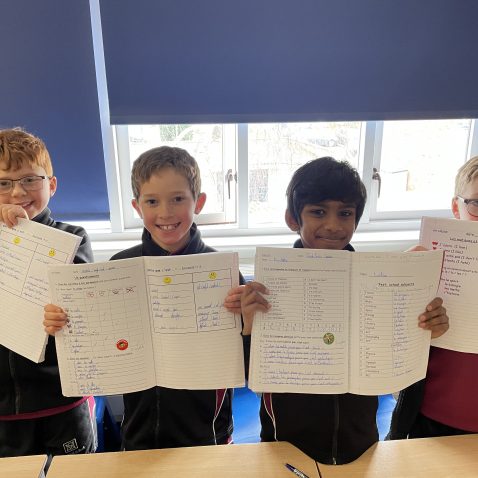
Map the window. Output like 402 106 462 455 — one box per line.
116 124 236 228
247 122 361 227
114 119 477 234
369 119 473 219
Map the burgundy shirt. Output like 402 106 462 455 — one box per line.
421 346 478 431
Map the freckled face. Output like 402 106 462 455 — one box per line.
452 177 478 221
0 163 56 219
286 200 357 250
132 168 206 253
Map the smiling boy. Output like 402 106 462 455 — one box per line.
226 157 449 464
45 145 245 450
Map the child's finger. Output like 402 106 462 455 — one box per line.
3 206 28 227
44 303 65 314
245 281 270 295
424 296 444 312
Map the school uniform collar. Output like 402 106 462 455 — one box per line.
141 222 203 256
32 208 55 227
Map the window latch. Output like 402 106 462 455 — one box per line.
372 167 382 197
225 169 236 199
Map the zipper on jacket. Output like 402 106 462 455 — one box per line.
8 351 21 414
332 395 339 464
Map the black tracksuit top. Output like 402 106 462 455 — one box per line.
0 208 93 415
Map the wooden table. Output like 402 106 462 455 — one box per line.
47 442 319 478
317 434 478 477
0 454 47 478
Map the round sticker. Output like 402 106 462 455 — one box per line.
163 277 172 284
48 248 56 257
209 271 217 280
116 339 129 351
323 333 335 345
13 237 21 245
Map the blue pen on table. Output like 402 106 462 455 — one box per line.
285 463 310 478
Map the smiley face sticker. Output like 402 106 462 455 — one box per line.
208 271 217 280
13 236 21 245
323 333 335 345
116 339 129 351
48 248 56 257
163 276 172 284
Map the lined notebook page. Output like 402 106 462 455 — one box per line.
50 258 155 396
349 250 443 395
145 252 244 389
0 219 80 362
420 216 478 353
249 247 351 394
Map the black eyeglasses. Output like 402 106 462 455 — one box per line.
0 175 51 194
456 195 478 217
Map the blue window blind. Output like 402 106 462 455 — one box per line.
100 0 478 124
0 0 109 221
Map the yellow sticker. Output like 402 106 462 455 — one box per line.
48 248 56 257
13 237 21 245
209 271 217 280
163 277 172 284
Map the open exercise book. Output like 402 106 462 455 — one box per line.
0 219 81 362
421 216 478 354
249 247 444 395
48 252 245 396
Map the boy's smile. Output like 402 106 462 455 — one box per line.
0 163 56 219
286 200 357 250
132 167 206 253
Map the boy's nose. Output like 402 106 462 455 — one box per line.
157 203 172 217
323 217 342 232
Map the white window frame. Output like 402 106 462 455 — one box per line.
115 125 237 229
366 120 478 222
112 119 478 237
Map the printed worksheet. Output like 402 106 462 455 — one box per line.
249 247 443 395
49 252 245 396
420 216 478 353
0 219 81 362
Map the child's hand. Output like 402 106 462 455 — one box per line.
43 304 68 336
241 281 271 335
418 297 449 339
0 204 28 228
224 285 246 314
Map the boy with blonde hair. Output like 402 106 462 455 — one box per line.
0 128 96 457
388 155 478 439
45 146 247 450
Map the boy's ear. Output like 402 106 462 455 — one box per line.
49 176 57 197
285 209 300 232
451 197 461 219
194 193 207 214
132 198 143 219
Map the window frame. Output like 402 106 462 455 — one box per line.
115 124 237 229
111 119 478 237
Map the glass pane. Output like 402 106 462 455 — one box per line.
248 122 362 226
127 125 225 215
377 120 471 213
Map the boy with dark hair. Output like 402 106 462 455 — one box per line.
226 156 449 464
388 155 478 439
0 128 96 457
45 145 248 450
